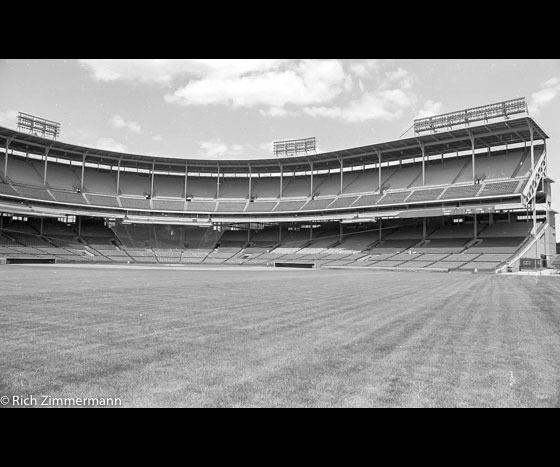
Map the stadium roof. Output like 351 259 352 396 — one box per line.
0 116 548 175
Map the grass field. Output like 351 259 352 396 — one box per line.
1 265 559 408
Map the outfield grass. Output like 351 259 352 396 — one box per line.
1 265 559 407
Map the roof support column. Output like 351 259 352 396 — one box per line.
248 163 252 199
43 146 52 186
279 164 283 198
339 159 344 195
81 152 87 192
216 163 220 199
4 137 12 176
468 132 475 183
116 157 122 194
310 162 314 197
419 141 425 186
151 160 155 196
184 161 188 199
375 150 382 192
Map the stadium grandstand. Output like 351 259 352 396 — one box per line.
0 98 556 273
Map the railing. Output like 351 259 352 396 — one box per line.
522 152 547 207
495 221 549 273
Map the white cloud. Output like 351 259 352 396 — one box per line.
165 59 347 109
304 87 417 123
529 77 560 114
348 59 379 78
110 115 141 134
259 107 290 117
198 141 246 158
0 109 18 128
79 59 290 85
95 137 128 152
415 100 444 119
152 135 162 141
542 77 559 88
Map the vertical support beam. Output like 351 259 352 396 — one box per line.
310 162 314 197
423 218 427 241
184 161 188 199
278 223 282 243
116 157 122 194
40 217 44 236
78 216 82 237
339 222 343 242
248 163 252 199
470 132 476 183
247 223 251 245
339 159 344 194
81 153 86 192
309 222 313 242
150 160 155 196
216 163 220 199
419 142 426 186
379 218 383 242
43 147 49 185
375 149 382 192
4 138 10 176
279 164 283 198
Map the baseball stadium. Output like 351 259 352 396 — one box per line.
1 96 559 407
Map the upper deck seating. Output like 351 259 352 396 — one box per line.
46 162 81 191
119 172 151 196
0 180 18 196
84 169 118 194
185 200 216 212
409 158 467 188
313 175 342 196
245 201 278 212
328 196 359 209
405 187 445 203
120 197 151 210
153 174 184 198
274 200 307 212
13 185 54 201
382 164 421 190
301 198 335 211
186 177 217 199
216 201 248 212
478 180 521 197
219 178 249 198
251 177 280 199
454 150 526 184
439 184 482 200
283 177 311 198
85 194 120 208
152 198 186 211
2 155 44 186
343 170 380 194
377 191 411 205
50 190 88 204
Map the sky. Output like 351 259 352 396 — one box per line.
0 59 559 226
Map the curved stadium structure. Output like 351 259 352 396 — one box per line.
0 109 556 272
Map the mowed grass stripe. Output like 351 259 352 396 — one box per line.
0 266 559 407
